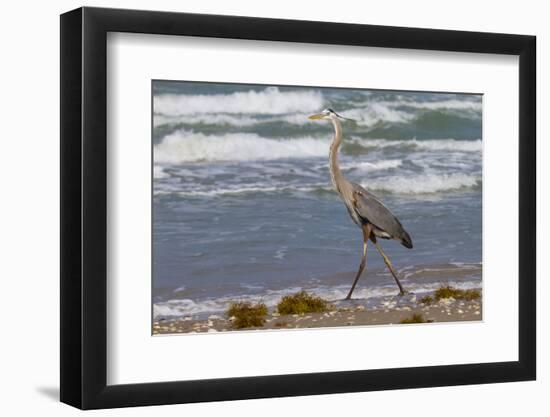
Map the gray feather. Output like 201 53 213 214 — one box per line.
350 183 413 248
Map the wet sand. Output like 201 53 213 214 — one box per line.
153 291 482 335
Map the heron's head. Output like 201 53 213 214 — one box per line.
308 108 351 122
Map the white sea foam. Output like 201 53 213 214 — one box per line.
342 105 414 126
154 112 321 128
154 112 319 127
154 87 324 116
153 96 480 128
155 131 481 164
154 114 259 128
392 99 482 112
153 280 481 318
154 130 330 163
413 139 482 152
342 159 402 172
337 99 481 127
154 170 479 197
364 172 480 194
153 183 328 197
354 138 482 152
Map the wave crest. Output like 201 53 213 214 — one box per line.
154 172 480 197
342 159 402 172
354 138 482 152
154 130 330 163
365 173 480 194
154 87 324 116
153 279 481 319
395 99 482 112
155 131 482 164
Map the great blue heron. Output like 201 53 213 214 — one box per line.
309 108 413 300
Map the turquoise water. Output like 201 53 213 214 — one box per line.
152 81 482 319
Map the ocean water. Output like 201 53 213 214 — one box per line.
152 81 482 320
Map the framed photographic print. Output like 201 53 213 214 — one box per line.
60 6 536 409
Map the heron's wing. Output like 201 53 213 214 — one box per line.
351 183 413 248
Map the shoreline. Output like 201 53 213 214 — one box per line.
153 291 482 335
153 262 482 321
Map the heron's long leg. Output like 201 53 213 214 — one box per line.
371 238 407 296
345 225 371 300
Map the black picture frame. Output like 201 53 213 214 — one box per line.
60 6 536 410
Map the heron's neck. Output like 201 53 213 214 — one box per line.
329 118 345 192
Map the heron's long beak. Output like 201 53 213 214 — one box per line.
308 113 324 120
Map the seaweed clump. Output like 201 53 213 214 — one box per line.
419 295 434 305
434 285 481 301
226 301 268 329
399 313 426 324
277 291 333 315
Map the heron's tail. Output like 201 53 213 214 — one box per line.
400 230 413 249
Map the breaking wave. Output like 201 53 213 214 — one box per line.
154 130 330 163
394 99 482 111
341 159 403 172
154 114 259 128
153 279 482 319
353 138 482 152
341 105 414 126
153 94 481 129
154 172 480 197
364 173 480 194
154 86 324 116
154 130 481 164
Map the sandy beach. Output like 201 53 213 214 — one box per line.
153 290 482 335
